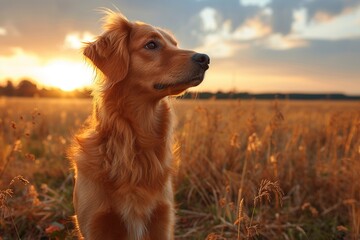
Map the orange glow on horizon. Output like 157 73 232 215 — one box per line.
39 60 94 91
0 48 95 91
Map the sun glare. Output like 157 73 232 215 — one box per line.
0 48 94 92
40 60 94 91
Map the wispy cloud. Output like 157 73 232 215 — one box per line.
195 6 306 55
199 7 218 31
196 9 251 58
233 15 272 40
0 0 359 93
196 1 360 54
293 5 360 40
259 34 308 50
0 27 7 36
64 31 96 50
240 0 271 8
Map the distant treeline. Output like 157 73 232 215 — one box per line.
0 80 91 98
181 92 360 100
1 79 359 100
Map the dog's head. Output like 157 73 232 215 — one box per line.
84 10 209 97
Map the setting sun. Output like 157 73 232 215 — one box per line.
0 48 94 92
39 60 94 91
1 1 360 239
1 0 360 94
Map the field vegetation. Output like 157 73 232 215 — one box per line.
0 97 359 239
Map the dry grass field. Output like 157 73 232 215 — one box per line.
0 97 359 239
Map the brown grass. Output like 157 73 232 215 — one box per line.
0 97 359 239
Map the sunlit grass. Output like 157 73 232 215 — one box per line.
0 98 359 239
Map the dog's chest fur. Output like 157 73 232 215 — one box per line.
102 99 173 235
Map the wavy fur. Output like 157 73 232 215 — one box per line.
70 10 209 240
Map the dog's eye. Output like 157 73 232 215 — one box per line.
145 41 158 50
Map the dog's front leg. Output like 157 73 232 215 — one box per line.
147 200 175 240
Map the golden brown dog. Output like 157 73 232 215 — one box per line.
70 10 209 239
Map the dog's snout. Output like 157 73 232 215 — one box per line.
192 53 210 70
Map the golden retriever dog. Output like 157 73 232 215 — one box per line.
70 10 209 240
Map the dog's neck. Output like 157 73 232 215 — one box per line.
91 86 174 183
94 86 173 148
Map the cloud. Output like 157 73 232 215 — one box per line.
195 6 274 57
206 0 259 31
0 27 7 36
293 6 360 40
64 31 96 49
195 7 307 55
195 7 267 58
0 23 21 37
206 0 360 45
0 0 256 51
194 19 249 58
266 0 360 37
199 7 218 32
268 0 301 35
259 33 308 50
1 0 359 54
240 0 271 8
305 0 360 21
0 0 107 56
233 15 272 40
1 0 360 94
195 40 245 59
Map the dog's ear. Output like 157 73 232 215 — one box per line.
83 36 113 64
84 12 131 85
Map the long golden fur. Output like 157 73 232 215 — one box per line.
70 10 209 239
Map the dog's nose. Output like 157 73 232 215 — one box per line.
192 53 210 70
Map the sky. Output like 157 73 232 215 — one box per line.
0 0 360 94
